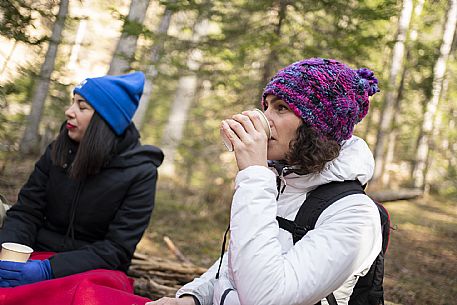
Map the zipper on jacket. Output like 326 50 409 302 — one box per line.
215 161 288 280
215 224 230 279
276 170 287 200
269 160 288 200
62 181 84 249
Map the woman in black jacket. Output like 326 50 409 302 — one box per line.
0 72 164 287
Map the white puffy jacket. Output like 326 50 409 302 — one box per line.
177 136 382 305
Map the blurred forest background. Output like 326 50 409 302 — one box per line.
0 0 456 304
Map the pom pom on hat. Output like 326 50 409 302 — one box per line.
262 58 379 143
73 71 145 135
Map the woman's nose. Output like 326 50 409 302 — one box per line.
65 105 75 118
263 108 273 122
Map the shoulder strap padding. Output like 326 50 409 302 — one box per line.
277 180 366 244
295 180 365 228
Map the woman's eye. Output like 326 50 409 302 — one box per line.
79 103 90 110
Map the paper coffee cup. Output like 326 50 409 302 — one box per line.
253 109 271 139
0 242 33 262
221 109 271 151
221 129 234 151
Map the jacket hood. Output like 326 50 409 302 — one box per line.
107 124 164 168
63 123 164 169
62 122 163 169
272 136 374 193
110 144 164 168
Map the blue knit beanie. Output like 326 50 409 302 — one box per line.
73 71 145 135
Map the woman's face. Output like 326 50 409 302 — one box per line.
263 95 302 161
65 94 95 142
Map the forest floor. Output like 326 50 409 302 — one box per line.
1 156 456 305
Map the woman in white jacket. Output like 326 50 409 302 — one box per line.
150 58 382 305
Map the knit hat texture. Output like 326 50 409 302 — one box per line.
262 58 379 143
73 71 145 135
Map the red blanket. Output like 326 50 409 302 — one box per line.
0 252 152 305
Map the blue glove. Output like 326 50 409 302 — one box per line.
0 259 53 287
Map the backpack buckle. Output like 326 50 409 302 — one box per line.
292 225 309 240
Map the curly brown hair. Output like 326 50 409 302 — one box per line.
285 123 341 175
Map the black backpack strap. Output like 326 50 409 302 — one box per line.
326 293 338 305
314 293 338 305
276 180 366 305
276 216 310 243
277 180 365 244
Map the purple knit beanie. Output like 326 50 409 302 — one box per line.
262 58 379 143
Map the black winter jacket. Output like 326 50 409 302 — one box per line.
0 125 164 278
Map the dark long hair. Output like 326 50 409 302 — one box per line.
51 112 119 180
285 123 341 175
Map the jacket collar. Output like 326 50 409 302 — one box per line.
269 136 374 194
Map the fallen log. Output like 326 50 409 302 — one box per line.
164 236 192 264
367 188 423 203
129 252 207 300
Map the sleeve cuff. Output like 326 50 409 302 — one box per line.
235 165 276 186
179 294 201 305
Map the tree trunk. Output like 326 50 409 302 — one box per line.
133 7 173 128
19 0 69 154
372 0 413 182
447 107 456 172
67 0 91 71
412 0 457 189
108 0 150 75
0 40 17 75
425 71 449 195
382 68 406 186
257 0 288 107
160 19 210 176
160 74 198 174
382 0 425 186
